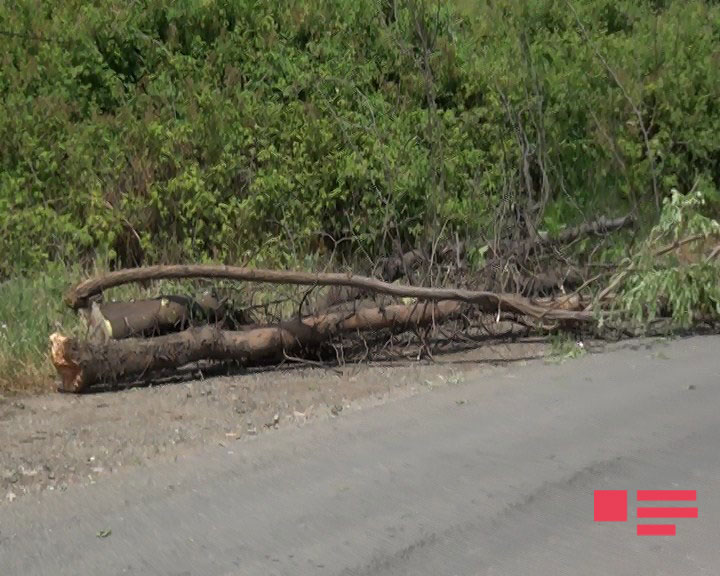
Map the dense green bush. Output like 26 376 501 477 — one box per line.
1 0 719 277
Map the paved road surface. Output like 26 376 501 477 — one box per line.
2 336 719 575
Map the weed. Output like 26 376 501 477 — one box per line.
547 335 586 364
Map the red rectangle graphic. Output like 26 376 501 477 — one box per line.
594 490 628 522
637 507 698 518
637 524 676 536
637 490 696 501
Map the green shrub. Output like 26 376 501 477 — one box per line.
1 0 719 277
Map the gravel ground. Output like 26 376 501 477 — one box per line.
0 340 550 505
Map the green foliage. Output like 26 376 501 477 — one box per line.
1 0 719 278
615 190 720 329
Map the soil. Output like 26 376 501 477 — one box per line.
0 339 552 505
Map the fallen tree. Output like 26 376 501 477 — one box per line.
57 219 619 391
53 260 597 392
52 289 588 392
48 198 720 394
377 215 634 283
481 214 635 294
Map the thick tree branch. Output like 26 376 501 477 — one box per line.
65 265 592 322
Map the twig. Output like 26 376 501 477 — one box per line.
282 350 343 376
705 244 720 263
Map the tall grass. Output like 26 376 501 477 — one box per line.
0 265 83 394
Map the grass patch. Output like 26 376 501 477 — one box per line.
546 334 586 364
0 265 84 394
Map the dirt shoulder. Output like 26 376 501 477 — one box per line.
0 340 553 505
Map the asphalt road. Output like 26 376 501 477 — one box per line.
2 336 719 576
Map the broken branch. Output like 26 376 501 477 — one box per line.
65 264 593 322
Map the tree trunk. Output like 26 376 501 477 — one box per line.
51 300 466 392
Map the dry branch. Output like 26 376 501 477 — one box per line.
51 300 466 392
481 214 632 295
65 264 592 323
538 215 634 244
